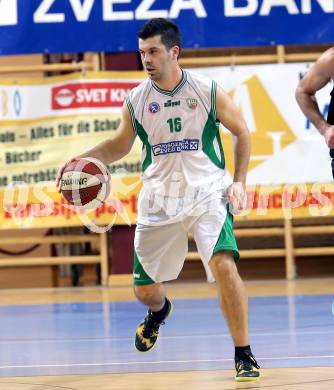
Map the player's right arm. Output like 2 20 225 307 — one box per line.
78 101 136 163
295 48 334 147
56 101 136 189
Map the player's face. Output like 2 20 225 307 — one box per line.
139 35 177 80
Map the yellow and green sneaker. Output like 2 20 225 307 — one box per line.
135 300 173 353
235 351 260 382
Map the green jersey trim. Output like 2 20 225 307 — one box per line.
133 250 155 285
202 110 225 169
213 211 240 262
135 120 152 172
126 97 137 134
211 80 217 119
151 69 187 97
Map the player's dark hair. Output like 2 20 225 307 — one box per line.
138 18 181 50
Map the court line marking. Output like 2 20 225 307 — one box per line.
1 328 334 345
0 355 333 369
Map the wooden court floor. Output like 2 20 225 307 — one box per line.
0 277 333 389
0 367 333 389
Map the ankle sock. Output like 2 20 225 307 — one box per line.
235 345 251 360
151 298 170 322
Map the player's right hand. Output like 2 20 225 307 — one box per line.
324 125 334 148
56 158 76 193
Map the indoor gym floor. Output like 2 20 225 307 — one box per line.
0 278 333 389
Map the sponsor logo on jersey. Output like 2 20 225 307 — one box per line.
186 98 198 109
148 102 160 113
152 139 199 156
164 99 180 107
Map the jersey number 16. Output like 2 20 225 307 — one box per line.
167 117 182 133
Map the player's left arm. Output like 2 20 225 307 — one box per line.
295 48 334 147
215 85 251 212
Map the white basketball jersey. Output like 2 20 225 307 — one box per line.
126 70 229 224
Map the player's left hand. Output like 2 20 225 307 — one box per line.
324 125 334 148
227 182 246 214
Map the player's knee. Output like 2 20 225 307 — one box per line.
212 252 238 280
134 284 164 306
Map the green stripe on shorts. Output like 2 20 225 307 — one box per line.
213 211 240 262
133 250 155 285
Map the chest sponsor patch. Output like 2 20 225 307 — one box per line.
152 139 199 156
186 98 198 110
148 102 160 113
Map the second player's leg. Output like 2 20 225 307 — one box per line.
209 251 248 346
191 205 260 381
209 250 260 381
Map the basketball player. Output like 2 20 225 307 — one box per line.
296 47 334 178
57 18 260 381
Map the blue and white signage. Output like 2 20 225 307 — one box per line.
0 0 333 55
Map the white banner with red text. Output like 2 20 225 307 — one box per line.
0 66 333 229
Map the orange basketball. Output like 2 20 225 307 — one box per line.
60 157 111 210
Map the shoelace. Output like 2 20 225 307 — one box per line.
142 311 164 338
236 352 260 372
